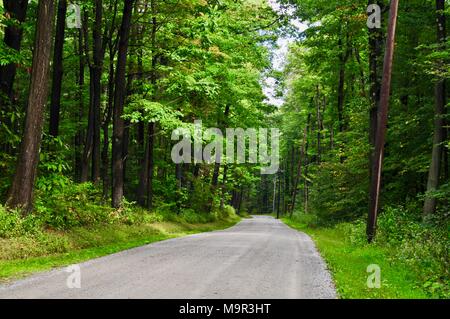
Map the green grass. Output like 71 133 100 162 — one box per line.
0 216 240 283
282 217 431 299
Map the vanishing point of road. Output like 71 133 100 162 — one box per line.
0 216 336 299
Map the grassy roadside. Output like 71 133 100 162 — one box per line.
282 217 434 299
0 216 240 283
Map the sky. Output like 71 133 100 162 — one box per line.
263 0 308 107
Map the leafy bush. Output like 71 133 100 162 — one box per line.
219 205 237 219
293 204 449 298
180 208 215 223
318 206 449 298
0 206 42 238
375 206 449 298
35 181 113 229
1 175 238 248
188 178 216 213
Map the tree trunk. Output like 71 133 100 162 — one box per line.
138 123 155 207
290 125 308 217
237 186 244 215
80 12 93 183
102 100 112 199
137 125 149 206
102 59 114 199
276 171 281 218
146 123 155 209
337 30 351 133
6 0 55 212
423 0 447 217
91 0 104 183
0 0 29 105
137 0 157 208
368 0 384 181
367 0 399 242
48 0 67 137
81 77 94 182
304 117 311 214
220 164 228 210
316 85 322 164
74 29 85 182
80 0 104 183
112 0 135 208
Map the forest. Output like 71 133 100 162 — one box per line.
0 0 448 299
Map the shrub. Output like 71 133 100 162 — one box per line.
35 182 113 229
320 205 449 298
375 206 449 298
188 178 217 213
0 206 42 238
219 205 237 219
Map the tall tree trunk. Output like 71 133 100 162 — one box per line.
423 0 447 217
102 98 112 199
304 117 311 214
175 163 183 212
0 0 29 105
48 0 67 137
282 160 287 214
237 186 244 215
337 29 351 134
276 171 281 218
91 0 104 183
6 0 55 212
220 164 228 210
74 28 85 182
289 125 308 217
316 85 322 164
368 0 384 181
80 0 104 183
146 123 155 209
211 105 230 188
137 123 152 206
112 0 135 208
102 45 116 198
285 147 291 198
137 0 157 208
80 11 93 182
146 1 157 210
101 0 119 197
367 0 399 242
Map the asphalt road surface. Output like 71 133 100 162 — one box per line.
0 216 336 299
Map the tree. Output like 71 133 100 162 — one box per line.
6 0 55 212
368 0 383 180
423 0 447 217
80 0 105 183
367 0 400 242
0 0 29 105
137 0 157 209
112 0 135 208
49 0 68 137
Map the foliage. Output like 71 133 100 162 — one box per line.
0 213 240 279
287 205 449 298
0 0 448 299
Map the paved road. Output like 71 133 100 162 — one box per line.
0 216 336 299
